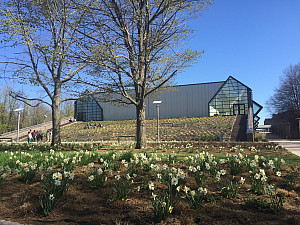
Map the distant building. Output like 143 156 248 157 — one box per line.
264 118 272 125
74 76 262 127
268 110 300 139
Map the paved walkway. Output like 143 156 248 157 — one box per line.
0 118 75 142
0 220 22 225
266 133 300 157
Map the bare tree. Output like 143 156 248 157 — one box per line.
60 98 74 118
0 85 52 134
267 63 300 114
0 0 95 145
78 0 212 148
0 86 20 133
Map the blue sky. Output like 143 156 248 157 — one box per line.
1 0 300 124
177 0 300 124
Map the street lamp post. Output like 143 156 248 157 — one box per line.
153 101 162 142
14 108 24 143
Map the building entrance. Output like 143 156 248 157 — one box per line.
233 104 245 115
77 112 86 121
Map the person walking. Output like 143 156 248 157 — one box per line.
46 130 50 142
28 131 33 143
36 131 40 142
32 130 36 142
40 130 44 142
49 130 52 142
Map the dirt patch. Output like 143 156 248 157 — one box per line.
0 153 299 225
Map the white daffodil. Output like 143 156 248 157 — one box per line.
49 194 55 200
220 169 226 175
149 182 155 190
97 168 103 175
240 177 245 184
151 192 157 200
171 177 178 186
88 175 94 181
183 186 189 193
55 180 61 186
276 171 281 177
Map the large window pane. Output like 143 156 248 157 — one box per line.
209 77 249 116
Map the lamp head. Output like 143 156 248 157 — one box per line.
14 108 24 112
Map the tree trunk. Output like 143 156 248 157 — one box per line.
51 85 61 146
135 102 146 149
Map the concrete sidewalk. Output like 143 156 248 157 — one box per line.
0 118 75 142
266 133 300 157
0 220 23 225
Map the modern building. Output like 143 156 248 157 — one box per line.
266 110 300 139
74 76 262 130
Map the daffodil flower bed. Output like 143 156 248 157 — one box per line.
0 145 299 224
59 116 235 142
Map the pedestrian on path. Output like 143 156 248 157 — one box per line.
40 130 44 142
28 131 33 143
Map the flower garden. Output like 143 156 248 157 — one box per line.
60 116 235 142
0 116 299 224
0 141 299 225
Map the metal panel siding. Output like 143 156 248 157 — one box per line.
147 82 224 119
95 82 224 121
100 101 135 121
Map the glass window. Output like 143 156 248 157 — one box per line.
253 101 263 117
209 77 249 116
75 97 103 121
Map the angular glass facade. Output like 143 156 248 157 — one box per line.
253 101 263 117
209 77 250 116
253 101 263 128
74 97 103 122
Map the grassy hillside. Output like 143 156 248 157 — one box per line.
60 116 235 142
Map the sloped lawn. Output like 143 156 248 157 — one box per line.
60 116 235 142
